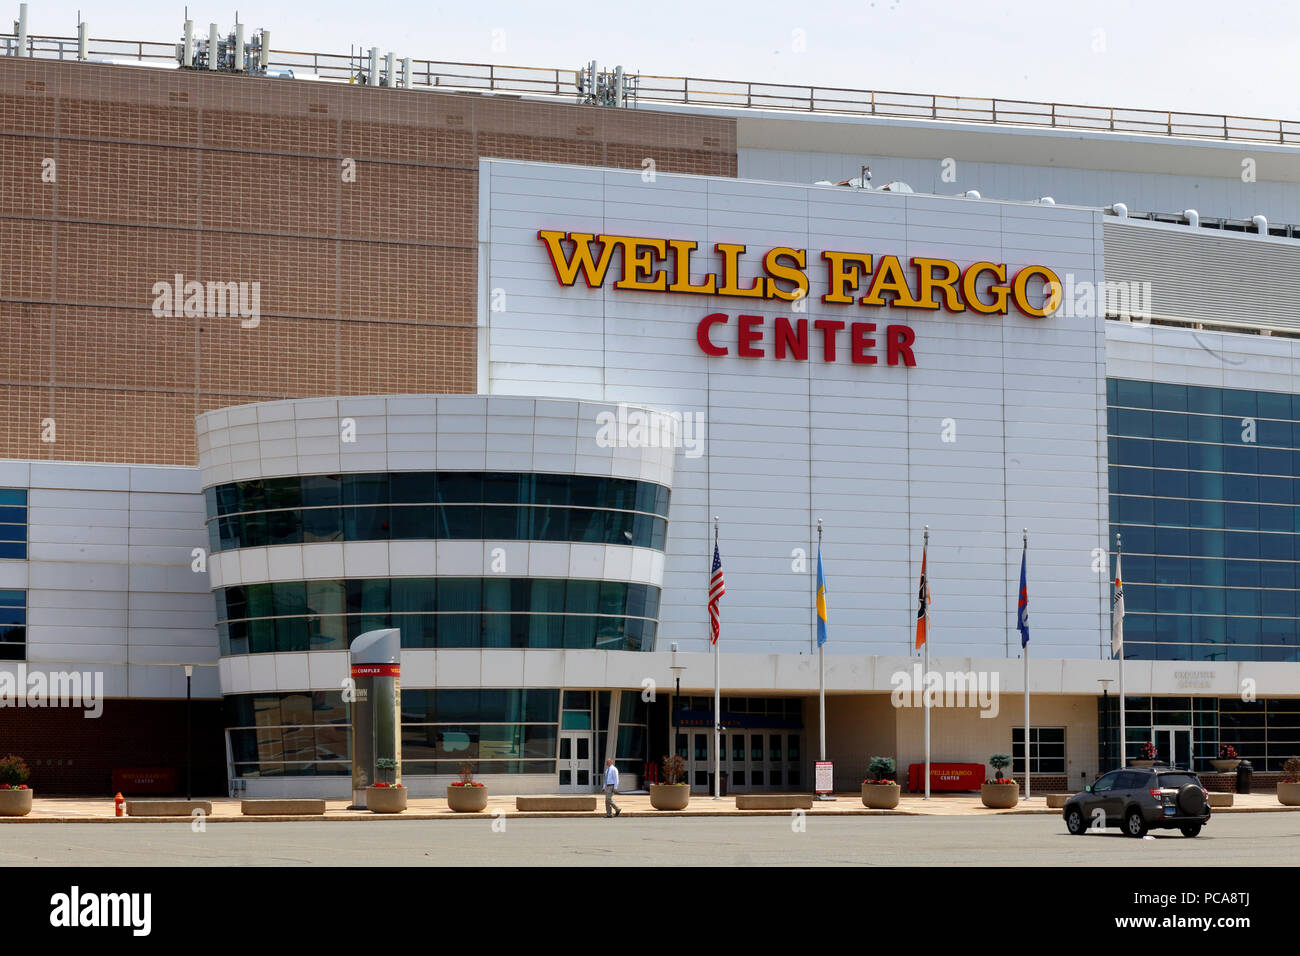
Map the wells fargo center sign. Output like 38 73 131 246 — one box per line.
538 230 1063 367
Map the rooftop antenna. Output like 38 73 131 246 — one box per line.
17 2 29 57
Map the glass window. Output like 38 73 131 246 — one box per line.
1151 383 1187 412
1186 416 1222 444
1185 444 1223 472
1222 389 1257 418
1152 412 1187 440
1116 380 1152 408
272 580 306 617
1092 771 1120 792
389 472 435 503
1186 386 1222 415
1115 408 1153 437
1256 391 1291 420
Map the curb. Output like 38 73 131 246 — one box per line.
4 802 1293 823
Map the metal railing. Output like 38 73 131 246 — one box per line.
5 31 1299 146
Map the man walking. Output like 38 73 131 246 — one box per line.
604 758 622 817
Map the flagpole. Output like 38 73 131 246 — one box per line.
817 518 825 766
923 525 930 801
1117 531 1125 771
1023 528 1030 801
816 518 834 800
713 516 721 802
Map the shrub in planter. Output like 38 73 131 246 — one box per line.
861 756 900 809
1278 757 1300 806
980 753 1019 809
447 761 488 812
650 754 690 811
0 755 32 817
367 781 408 813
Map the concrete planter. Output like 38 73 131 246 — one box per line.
861 783 900 809
1211 759 1241 772
0 788 32 816
367 786 407 814
649 784 690 810
980 782 1020 809
1277 781 1300 806
446 784 488 812
1130 760 1156 767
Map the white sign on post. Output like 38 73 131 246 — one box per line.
814 760 834 795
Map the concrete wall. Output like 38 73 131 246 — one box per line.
811 693 898 791
894 693 1097 788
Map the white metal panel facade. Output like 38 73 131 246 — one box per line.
0 459 219 699
481 159 1110 660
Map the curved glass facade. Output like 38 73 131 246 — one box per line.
225 689 561 777
1108 378 1300 662
216 577 661 654
204 471 670 552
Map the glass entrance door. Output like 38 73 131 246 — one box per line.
678 728 805 794
1151 726 1192 769
558 731 593 793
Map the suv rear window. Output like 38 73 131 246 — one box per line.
1158 772 1200 789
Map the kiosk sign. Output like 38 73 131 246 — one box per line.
815 760 834 795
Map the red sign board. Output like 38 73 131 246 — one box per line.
112 767 177 794
350 664 400 677
907 762 984 792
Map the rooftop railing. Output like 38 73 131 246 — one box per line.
4 31 1299 146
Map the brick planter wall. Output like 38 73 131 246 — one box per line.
1198 771 1282 793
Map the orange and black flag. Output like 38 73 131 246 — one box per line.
915 544 931 650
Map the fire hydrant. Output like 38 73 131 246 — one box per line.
114 792 124 817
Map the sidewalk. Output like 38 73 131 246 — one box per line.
5 791 1296 822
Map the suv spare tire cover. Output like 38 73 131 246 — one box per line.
1177 783 1205 815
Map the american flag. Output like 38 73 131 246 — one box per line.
709 542 725 645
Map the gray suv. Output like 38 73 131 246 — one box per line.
1063 766 1211 838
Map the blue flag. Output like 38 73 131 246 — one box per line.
1017 544 1029 648
816 545 829 647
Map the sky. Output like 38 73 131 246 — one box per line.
18 0 1300 120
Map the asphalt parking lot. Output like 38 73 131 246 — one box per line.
3 811 1297 866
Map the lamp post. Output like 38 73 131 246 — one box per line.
1098 678 1114 775
669 641 685 698
184 664 193 800
668 642 685 783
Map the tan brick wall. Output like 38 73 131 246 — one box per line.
0 57 737 465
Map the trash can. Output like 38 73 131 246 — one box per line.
1236 760 1253 795
706 772 729 797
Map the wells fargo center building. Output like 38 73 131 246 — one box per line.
4 38 1300 796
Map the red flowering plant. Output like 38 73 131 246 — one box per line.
370 781 405 789
1138 741 1159 761
450 761 485 787
0 755 31 790
1218 745 1238 760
